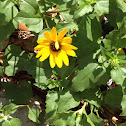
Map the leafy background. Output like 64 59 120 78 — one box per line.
1 0 126 125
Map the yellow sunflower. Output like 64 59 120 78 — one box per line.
34 27 78 68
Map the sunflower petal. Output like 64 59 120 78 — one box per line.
44 31 51 40
36 47 48 58
61 37 72 44
39 48 50 61
36 50 44 58
51 27 57 41
57 28 67 42
49 52 56 68
55 51 63 68
61 50 69 66
37 38 50 44
66 50 76 56
62 44 78 50
34 45 46 50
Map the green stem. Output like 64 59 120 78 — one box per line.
42 4 78 15
45 17 49 28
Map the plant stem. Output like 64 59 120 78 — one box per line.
42 5 78 15
45 17 49 28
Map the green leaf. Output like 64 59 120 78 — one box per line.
54 57 76 79
81 88 102 107
104 86 123 108
103 18 126 50
87 112 104 126
106 0 126 27
2 118 21 126
121 94 126 116
110 68 124 85
60 12 74 23
0 1 18 50
76 115 90 126
2 103 18 115
0 1 18 25
46 91 58 121
28 108 40 123
94 0 109 15
56 22 78 32
73 16 101 69
58 90 80 112
15 12 43 33
116 0 126 12
74 3 93 19
2 81 33 104
20 0 39 14
119 122 126 126
72 63 108 92
14 0 43 33
49 111 76 126
3 45 52 84
0 66 3 76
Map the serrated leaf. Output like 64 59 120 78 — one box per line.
2 81 33 104
58 90 80 112
72 63 108 92
28 108 40 123
104 86 123 108
74 3 93 19
2 118 21 126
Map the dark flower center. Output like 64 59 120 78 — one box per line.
50 41 61 51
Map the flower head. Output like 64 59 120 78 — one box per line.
34 27 78 68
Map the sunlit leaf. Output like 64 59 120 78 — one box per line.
28 108 40 123
94 0 109 15
0 1 18 50
72 63 108 92
58 90 80 112
2 103 19 115
2 118 21 126
3 45 52 84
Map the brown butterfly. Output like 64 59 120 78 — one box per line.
11 23 35 40
2 23 36 53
